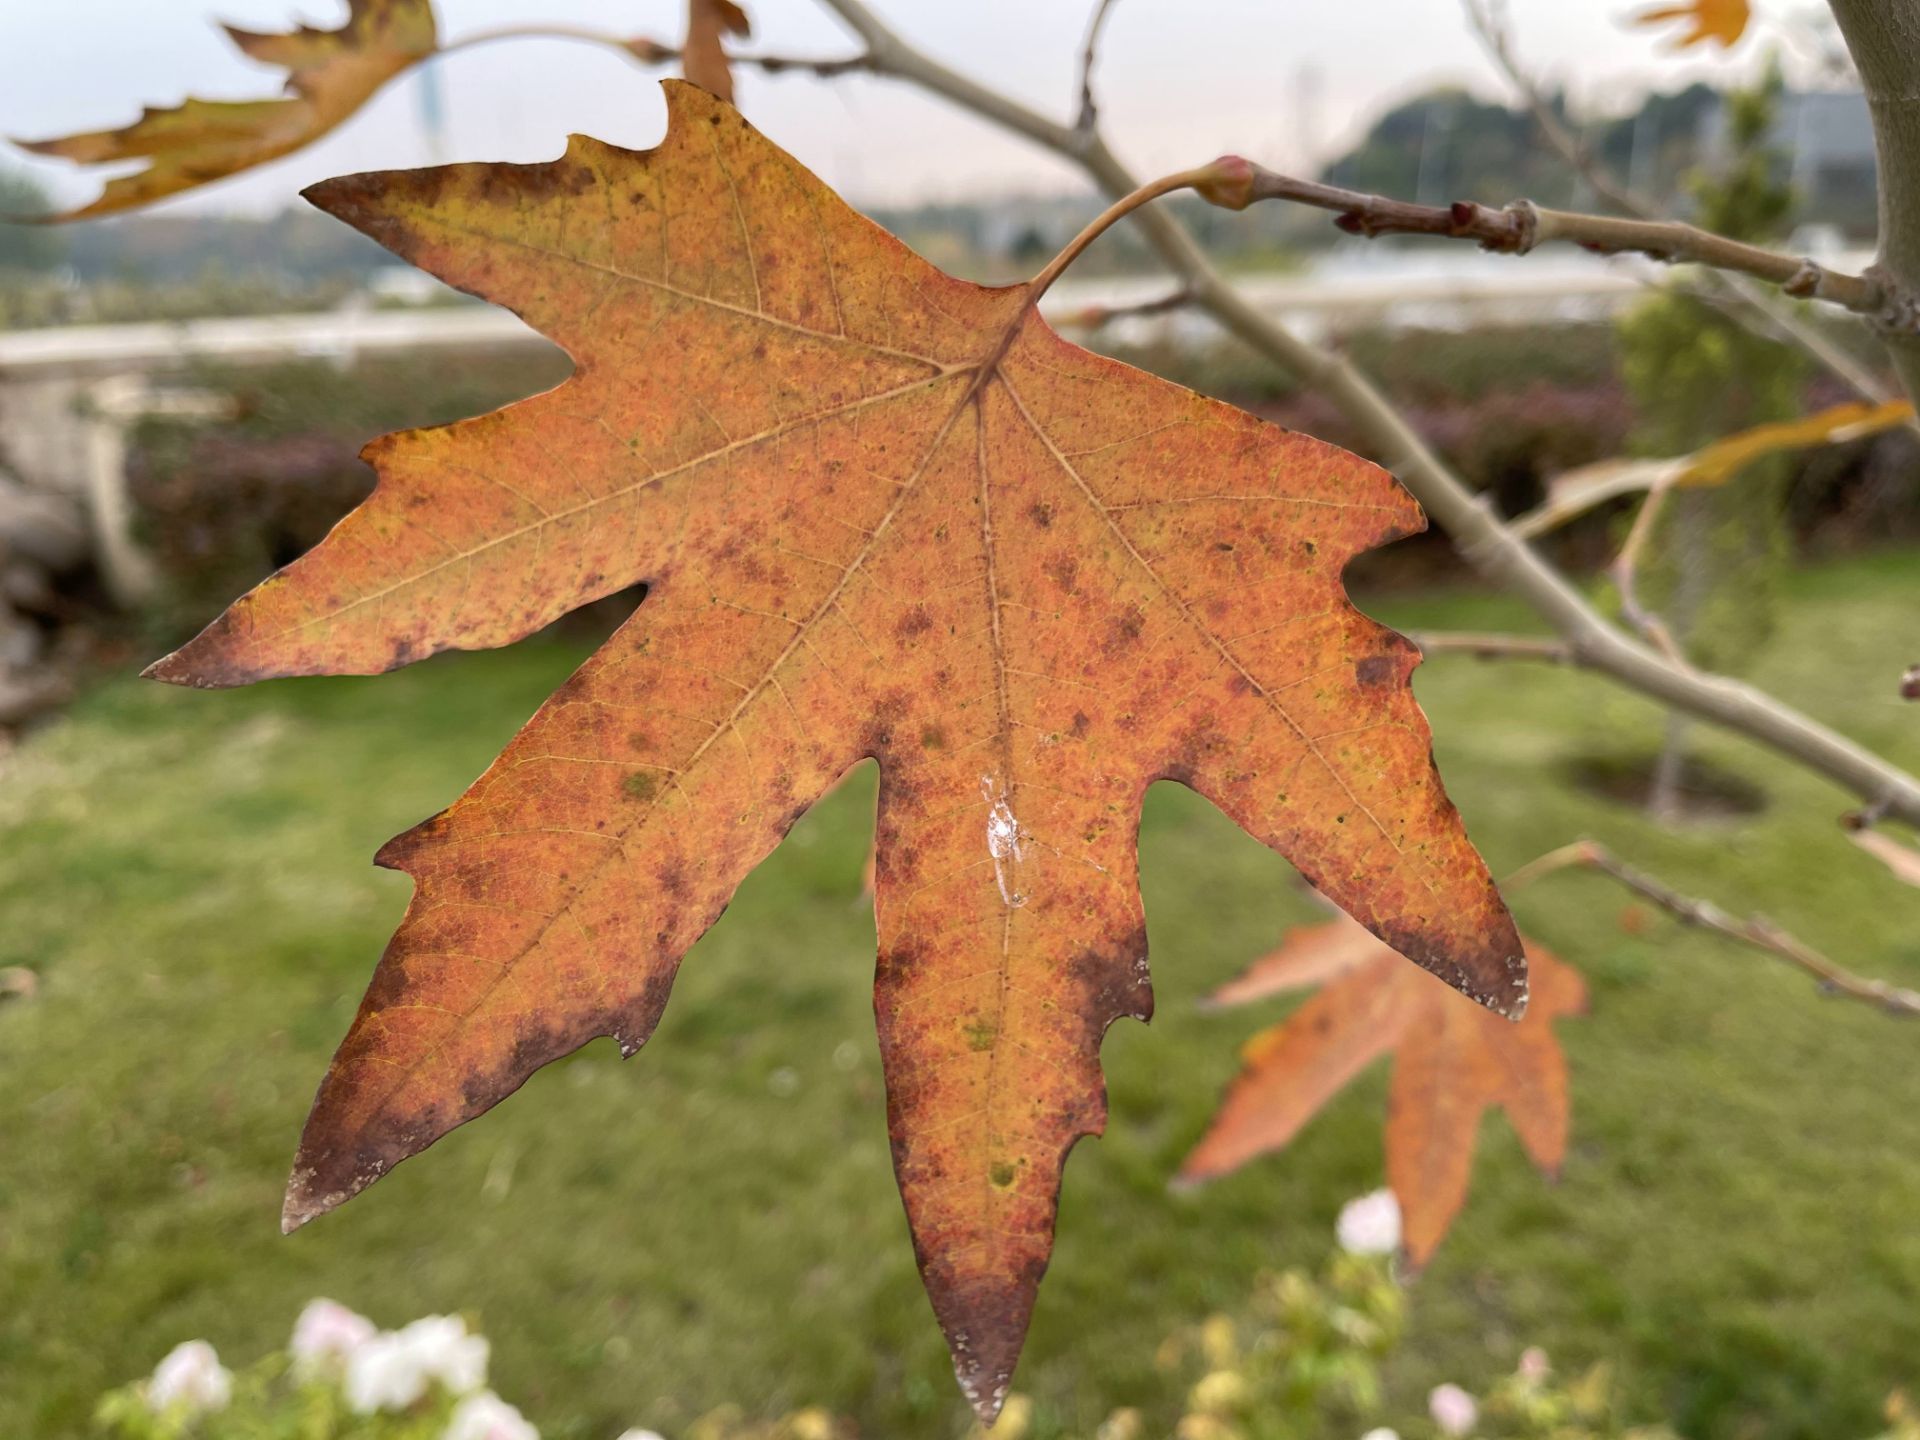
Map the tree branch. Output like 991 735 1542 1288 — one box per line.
1825 0 1920 408
1609 481 1689 665
1075 0 1122 137
1846 820 1920 887
438 24 873 78
1048 285 1196 331
811 0 1920 829
1511 399 1915 539
1510 458 1682 539
1463 0 1639 213
1508 839 1920 1017
1409 631 1573 664
1206 159 1897 325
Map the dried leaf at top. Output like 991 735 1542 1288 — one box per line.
13 0 437 220
682 0 752 104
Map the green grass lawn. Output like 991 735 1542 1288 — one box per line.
4 549 1917 1440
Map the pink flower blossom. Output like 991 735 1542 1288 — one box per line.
397 1315 490 1395
1335 1189 1402 1256
1428 1383 1479 1437
344 1315 489 1414
444 1390 539 1440
346 1331 430 1414
290 1298 376 1375
146 1340 232 1415
1518 1347 1550 1383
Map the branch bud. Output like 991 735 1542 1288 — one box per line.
621 36 676 63
1194 155 1256 212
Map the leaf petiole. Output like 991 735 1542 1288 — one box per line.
1023 158 1254 304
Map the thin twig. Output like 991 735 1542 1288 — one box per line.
1048 285 1195 330
1509 459 1684 539
1462 0 1653 217
1506 839 1920 1017
811 0 1920 829
1075 0 1122 136
1609 481 1689 665
1673 273 1900 406
1511 399 1915 539
1845 821 1920 887
1462 0 1901 406
1205 159 1898 326
734 50 876 79
1409 632 1573 663
438 24 873 78
1027 167 1226 302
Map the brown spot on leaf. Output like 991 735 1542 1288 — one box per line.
1355 655 1395 687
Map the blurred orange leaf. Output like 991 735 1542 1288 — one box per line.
146 84 1524 1419
12 0 437 220
1679 399 1914 488
682 0 752 104
1181 917 1585 1267
1631 0 1752 50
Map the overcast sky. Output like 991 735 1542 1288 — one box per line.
0 0 1800 217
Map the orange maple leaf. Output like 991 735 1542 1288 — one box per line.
146 85 1523 1419
1630 0 1752 50
1180 917 1585 1268
11 0 438 221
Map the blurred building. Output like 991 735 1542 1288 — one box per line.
1702 90 1878 237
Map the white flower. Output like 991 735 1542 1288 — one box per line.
1518 1346 1550 1383
397 1315 490 1395
615 1432 666 1440
444 1390 539 1440
346 1315 491 1414
146 1340 232 1415
1335 1189 1402 1256
1359 1430 1401 1440
346 1331 430 1414
1428 1382 1479 1437
290 1298 376 1375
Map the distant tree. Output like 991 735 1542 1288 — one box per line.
1322 82 1723 217
0 167 65 272
1617 63 1805 820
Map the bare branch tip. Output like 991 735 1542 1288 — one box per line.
1074 0 1122 133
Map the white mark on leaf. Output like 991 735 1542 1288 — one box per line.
981 774 1030 909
